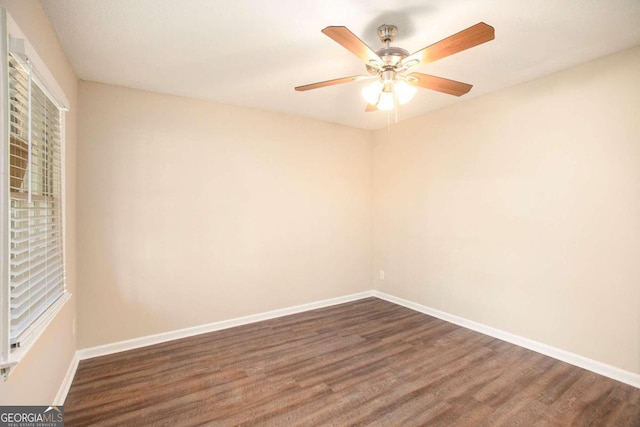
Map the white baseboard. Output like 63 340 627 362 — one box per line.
77 291 375 360
68 288 638 397
54 351 79 405
372 291 640 389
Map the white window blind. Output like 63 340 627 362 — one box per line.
7 53 65 347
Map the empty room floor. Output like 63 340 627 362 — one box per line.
64 298 640 426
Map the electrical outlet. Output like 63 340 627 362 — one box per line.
379 270 385 280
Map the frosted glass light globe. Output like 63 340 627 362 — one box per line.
377 91 395 111
361 81 383 105
395 80 417 104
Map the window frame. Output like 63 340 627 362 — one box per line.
0 8 71 380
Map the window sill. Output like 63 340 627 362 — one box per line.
0 291 71 380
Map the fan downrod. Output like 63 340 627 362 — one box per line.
366 24 409 74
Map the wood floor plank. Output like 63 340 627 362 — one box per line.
64 298 640 426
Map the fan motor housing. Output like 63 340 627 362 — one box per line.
366 46 409 75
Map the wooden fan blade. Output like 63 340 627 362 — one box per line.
322 26 382 67
402 22 494 68
295 75 370 91
365 103 378 112
407 73 473 96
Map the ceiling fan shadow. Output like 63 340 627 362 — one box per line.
362 6 435 44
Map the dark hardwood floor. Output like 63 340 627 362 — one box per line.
65 298 640 426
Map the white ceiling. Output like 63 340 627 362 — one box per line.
40 0 640 130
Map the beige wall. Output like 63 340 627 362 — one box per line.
373 46 640 374
78 47 640 375
0 0 77 404
76 82 372 348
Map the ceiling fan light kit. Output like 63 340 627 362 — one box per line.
295 21 495 115
361 80 416 110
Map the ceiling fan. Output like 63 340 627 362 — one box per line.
295 22 495 112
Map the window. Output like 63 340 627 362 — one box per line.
0 9 70 379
